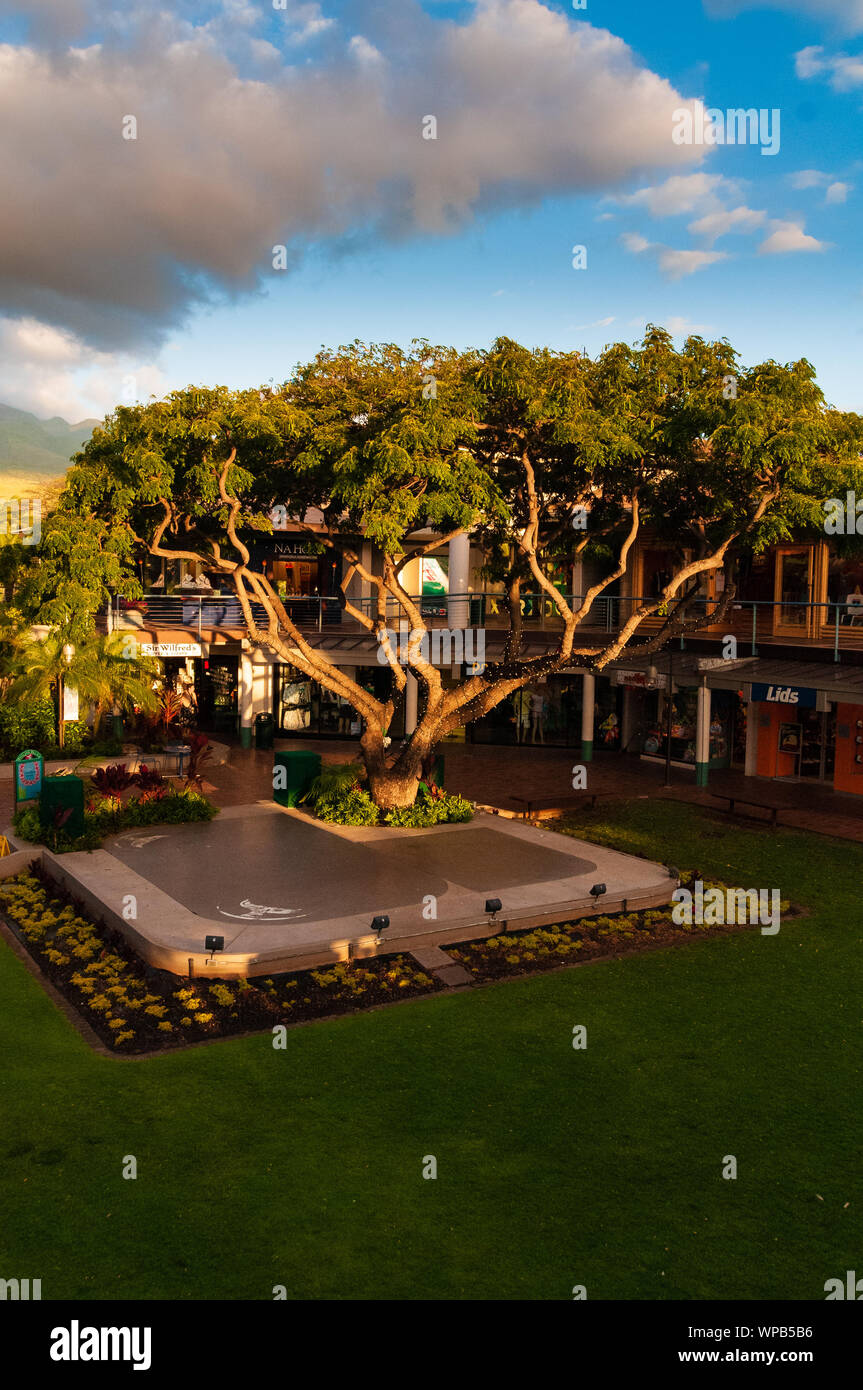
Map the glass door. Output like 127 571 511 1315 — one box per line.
773 548 816 637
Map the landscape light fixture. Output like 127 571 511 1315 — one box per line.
589 883 606 902
204 934 224 963
371 914 390 942
485 897 502 923
667 864 680 882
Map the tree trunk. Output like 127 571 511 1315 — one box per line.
363 727 430 810
367 765 423 810
56 678 65 750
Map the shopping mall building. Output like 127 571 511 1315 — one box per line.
112 523 863 797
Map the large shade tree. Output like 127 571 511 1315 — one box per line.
32 330 863 806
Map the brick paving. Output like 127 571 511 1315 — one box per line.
201 734 863 845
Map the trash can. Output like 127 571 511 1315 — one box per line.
39 775 86 838
255 712 275 751
273 750 321 808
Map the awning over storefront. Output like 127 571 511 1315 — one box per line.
706 657 863 706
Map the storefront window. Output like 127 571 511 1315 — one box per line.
826 553 863 624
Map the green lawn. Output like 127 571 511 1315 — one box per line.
1 800 861 1300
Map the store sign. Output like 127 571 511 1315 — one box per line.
15 749 44 803
615 669 668 690
751 682 817 708
139 643 202 658
271 544 319 560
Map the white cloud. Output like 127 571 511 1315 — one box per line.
611 173 730 218
826 180 852 202
705 2 863 35
795 44 863 90
687 204 766 242
789 169 853 203
0 316 167 419
619 234 727 279
789 169 829 189
665 315 711 336
657 247 727 278
758 220 828 254
0 0 707 353
621 232 651 254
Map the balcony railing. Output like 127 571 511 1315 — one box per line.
110 592 863 661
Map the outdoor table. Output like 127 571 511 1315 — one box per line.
164 743 192 776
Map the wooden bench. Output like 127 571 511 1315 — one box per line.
710 792 780 830
510 792 605 819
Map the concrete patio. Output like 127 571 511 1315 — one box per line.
8 806 675 978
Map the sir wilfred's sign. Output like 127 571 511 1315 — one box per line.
14 749 44 804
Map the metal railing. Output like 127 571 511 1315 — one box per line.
110 591 863 661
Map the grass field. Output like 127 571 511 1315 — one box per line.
1 800 860 1300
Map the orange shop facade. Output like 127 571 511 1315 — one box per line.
714 665 863 795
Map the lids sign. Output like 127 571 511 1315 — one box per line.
751 682 817 708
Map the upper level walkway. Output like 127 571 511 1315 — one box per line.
109 591 863 663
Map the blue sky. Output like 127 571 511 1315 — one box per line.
1 0 862 418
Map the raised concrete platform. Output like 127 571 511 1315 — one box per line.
3 807 674 978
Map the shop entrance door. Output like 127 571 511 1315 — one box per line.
799 709 835 780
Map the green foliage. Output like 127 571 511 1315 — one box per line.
302 761 365 807
314 785 380 826
13 787 216 852
384 790 474 827
0 696 55 758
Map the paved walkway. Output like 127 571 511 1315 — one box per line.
200 737 863 845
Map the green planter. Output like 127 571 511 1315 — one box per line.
39 775 86 838
273 750 322 808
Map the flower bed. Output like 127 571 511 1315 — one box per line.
13 785 217 853
448 872 795 983
0 868 441 1052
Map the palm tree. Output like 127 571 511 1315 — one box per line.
4 630 160 749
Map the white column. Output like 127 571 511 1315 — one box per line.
695 681 711 786
240 651 254 748
620 686 636 752
448 533 470 630
581 671 595 761
744 699 759 777
405 671 418 736
360 542 373 622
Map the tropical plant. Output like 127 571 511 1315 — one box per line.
3 629 160 749
91 764 135 795
301 761 365 808
183 732 213 792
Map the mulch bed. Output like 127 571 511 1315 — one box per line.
447 882 802 983
0 861 443 1054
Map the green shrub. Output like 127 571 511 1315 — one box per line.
0 698 56 758
315 786 380 826
384 789 474 828
13 788 217 852
302 761 366 807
